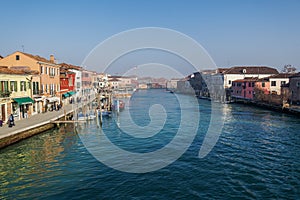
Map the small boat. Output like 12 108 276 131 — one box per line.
98 109 112 117
87 111 96 120
112 99 125 111
77 111 96 121
119 100 125 111
77 112 86 121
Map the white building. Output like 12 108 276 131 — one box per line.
69 68 82 97
269 73 294 95
207 66 279 101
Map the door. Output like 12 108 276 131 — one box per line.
1 104 5 121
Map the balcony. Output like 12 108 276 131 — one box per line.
0 90 12 98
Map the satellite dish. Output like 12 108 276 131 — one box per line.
242 69 247 74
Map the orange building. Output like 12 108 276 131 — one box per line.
0 51 61 112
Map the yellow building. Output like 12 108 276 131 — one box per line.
0 67 35 121
0 51 61 112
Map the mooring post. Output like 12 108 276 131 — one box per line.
100 108 103 126
64 109 66 121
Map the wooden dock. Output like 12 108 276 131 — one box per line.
50 120 87 124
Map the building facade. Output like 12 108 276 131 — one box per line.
289 73 300 105
0 67 35 121
0 51 61 112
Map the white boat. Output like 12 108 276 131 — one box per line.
77 113 86 121
77 111 96 121
88 111 96 120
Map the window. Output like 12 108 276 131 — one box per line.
249 91 252 94
228 80 231 84
20 81 26 91
28 81 31 89
50 84 54 95
45 67 48 74
45 84 48 93
41 84 44 94
69 77 73 86
232 83 235 86
297 81 300 87
10 81 17 92
33 82 39 95
281 81 286 86
248 82 251 87
40 66 43 74
252 82 255 87
271 81 276 86
0 81 9 93
51 68 55 76
16 55 20 60
262 82 265 87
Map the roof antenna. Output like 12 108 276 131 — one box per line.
21 45 25 52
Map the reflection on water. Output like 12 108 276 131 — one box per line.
0 124 78 198
0 90 300 199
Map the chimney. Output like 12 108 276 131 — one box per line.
50 55 55 63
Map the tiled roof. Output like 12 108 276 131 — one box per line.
233 77 259 82
109 78 120 81
289 72 300 78
22 52 52 64
60 63 82 70
257 77 270 82
223 66 279 75
217 68 228 73
0 66 39 75
269 73 295 79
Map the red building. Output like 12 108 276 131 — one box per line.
59 63 77 101
231 77 258 100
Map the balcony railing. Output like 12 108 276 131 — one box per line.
0 90 12 98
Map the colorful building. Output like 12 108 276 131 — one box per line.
231 78 258 100
0 67 37 121
0 51 61 112
268 73 294 95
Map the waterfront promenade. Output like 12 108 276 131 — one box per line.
0 104 74 148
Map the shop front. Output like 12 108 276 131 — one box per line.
44 97 60 112
13 97 34 120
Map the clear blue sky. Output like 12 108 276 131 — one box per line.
1 0 299 74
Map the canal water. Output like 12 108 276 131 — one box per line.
1 89 299 199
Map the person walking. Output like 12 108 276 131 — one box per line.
24 109 28 118
8 114 15 127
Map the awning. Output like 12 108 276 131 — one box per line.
46 97 60 103
34 97 43 102
62 93 70 98
14 97 34 105
68 91 76 96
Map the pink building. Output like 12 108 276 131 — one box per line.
231 78 258 100
255 77 271 95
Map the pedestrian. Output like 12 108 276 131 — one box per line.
8 114 15 127
24 109 28 118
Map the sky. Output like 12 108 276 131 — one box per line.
1 0 299 77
